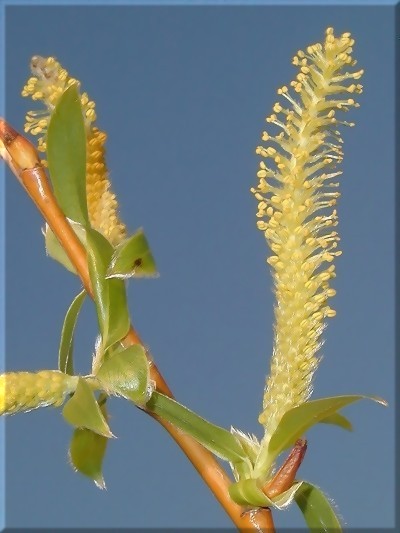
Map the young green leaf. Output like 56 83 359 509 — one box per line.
96 345 151 405
47 84 88 225
230 429 260 464
294 481 342 531
62 378 114 438
229 478 271 508
146 391 248 464
58 290 86 375
68 398 109 489
229 478 303 510
267 395 386 462
106 229 158 279
44 220 87 274
319 412 352 431
86 228 130 353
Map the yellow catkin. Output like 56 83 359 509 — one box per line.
86 128 127 244
253 28 363 435
0 370 78 415
22 56 127 245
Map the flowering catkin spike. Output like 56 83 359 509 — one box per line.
0 370 78 415
253 28 363 436
22 56 127 245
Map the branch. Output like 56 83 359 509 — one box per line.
0 119 275 532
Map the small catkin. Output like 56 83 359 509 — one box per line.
0 370 78 415
22 55 127 245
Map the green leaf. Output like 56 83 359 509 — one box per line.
58 290 86 375
229 478 271 508
68 399 109 489
230 429 260 464
44 220 87 274
47 84 88 225
106 229 158 279
86 229 130 352
146 391 248 464
96 345 151 405
268 395 386 461
294 481 342 531
319 412 352 431
62 378 114 438
229 478 303 510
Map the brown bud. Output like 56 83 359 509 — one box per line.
263 439 307 498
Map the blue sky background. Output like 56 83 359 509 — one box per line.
2 2 395 530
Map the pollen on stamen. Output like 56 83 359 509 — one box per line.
22 56 127 245
251 28 363 436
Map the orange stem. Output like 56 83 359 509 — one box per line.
0 119 275 532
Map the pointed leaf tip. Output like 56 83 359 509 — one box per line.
106 229 158 279
69 427 108 489
372 396 388 407
266 394 386 462
62 378 114 438
68 398 109 489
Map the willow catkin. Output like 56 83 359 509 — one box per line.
22 55 126 245
253 28 363 436
0 370 78 415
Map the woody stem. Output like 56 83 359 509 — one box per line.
0 119 275 532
